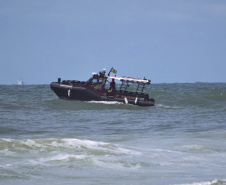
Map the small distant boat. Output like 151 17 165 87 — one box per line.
17 78 24 85
50 68 155 106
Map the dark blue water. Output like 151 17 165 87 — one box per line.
0 83 226 185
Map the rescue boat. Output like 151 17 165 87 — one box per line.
50 68 155 106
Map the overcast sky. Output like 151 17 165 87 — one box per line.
0 0 225 84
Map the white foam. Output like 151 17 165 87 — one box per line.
58 138 140 155
0 138 139 156
43 154 89 162
49 138 111 151
0 138 12 142
21 153 91 168
0 149 15 156
1 137 142 171
156 104 179 109
85 101 123 105
21 139 43 149
92 158 141 170
182 145 213 152
177 179 226 185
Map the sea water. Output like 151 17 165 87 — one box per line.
0 83 226 185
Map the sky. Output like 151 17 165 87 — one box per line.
0 0 226 84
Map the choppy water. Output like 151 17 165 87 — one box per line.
0 83 226 185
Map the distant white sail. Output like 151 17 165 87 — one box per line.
17 78 24 85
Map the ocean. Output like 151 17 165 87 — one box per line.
0 83 226 185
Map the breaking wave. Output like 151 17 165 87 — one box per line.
0 138 141 170
0 138 139 154
177 179 226 185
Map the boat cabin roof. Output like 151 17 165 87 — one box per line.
107 75 151 85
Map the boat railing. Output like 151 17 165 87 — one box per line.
61 80 87 86
113 90 148 97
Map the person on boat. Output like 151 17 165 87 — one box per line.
108 78 116 95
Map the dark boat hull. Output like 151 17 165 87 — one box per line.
50 82 154 106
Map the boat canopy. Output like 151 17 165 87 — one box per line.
107 75 151 85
